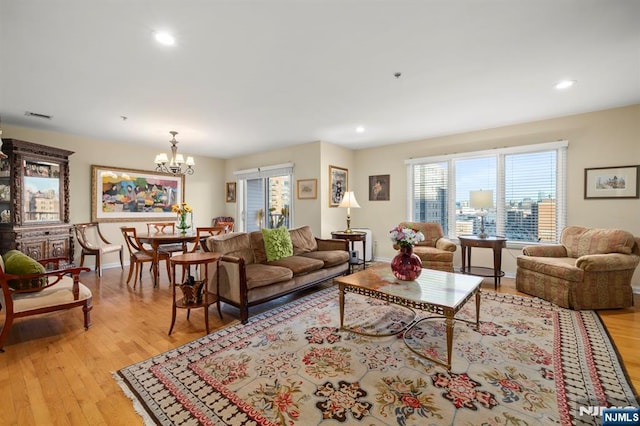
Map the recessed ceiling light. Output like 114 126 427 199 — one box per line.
155 31 175 46
555 80 575 90
356 126 365 133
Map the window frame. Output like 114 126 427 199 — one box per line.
406 141 568 248
234 162 294 232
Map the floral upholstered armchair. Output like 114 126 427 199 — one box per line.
516 226 639 310
392 222 457 272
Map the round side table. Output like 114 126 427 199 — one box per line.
169 252 222 335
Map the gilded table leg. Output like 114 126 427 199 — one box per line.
445 312 454 372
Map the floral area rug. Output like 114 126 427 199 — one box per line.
115 285 638 425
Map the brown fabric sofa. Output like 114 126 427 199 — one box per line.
516 226 639 310
206 226 349 323
393 222 457 272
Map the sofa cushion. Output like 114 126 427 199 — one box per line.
561 226 635 258
517 255 583 282
413 246 454 262
262 227 294 262
289 226 318 255
249 231 268 264
299 250 350 268
2 250 47 291
245 264 293 290
268 255 324 275
207 232 255 264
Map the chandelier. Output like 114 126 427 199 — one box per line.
154 131 195 175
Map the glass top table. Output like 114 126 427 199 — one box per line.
335 263 483 371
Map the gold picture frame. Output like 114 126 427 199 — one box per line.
91 165 184 222
297 179 317 199
329 165 348 207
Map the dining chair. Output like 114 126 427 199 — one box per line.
120 227 172 288
211 216 234 232
146 222 185 255
180 226 227 282
74 222 123 277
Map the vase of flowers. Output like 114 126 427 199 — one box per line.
389 225 425 281
172 202 193 234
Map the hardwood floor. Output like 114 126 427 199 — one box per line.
1 265 638 425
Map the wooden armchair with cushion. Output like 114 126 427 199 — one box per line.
0 250 92 352
74 222 123 277
516 226 639 310
393 222 457 272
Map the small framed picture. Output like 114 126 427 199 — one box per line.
584 165 639 199
297 179 317 199
226 182 237 203
369 174 390 201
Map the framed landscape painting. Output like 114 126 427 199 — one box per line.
297 179 317 199
329 165 348 207
91 165 184 222
584 165 639 199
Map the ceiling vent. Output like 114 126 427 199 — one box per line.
25 111 53 120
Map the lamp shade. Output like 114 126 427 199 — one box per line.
339 191 361 209
470 190 493 209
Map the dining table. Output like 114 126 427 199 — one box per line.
137 231 197 287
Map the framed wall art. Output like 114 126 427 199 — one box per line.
226 182 237 203
369 174 390 201
329 165 348 207
91 165 184 222
584 165 639 199
297 179 317 199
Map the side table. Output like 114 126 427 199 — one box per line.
169 252 221 335
458 235 507 290
331 231 367 273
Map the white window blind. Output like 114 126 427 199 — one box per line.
406 141 567 244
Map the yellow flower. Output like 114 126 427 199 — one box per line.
171 202 193 214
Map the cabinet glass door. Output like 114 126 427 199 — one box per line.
23 159 62 223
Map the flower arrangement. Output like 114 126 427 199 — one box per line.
172 202 193 232
389 225 425 248
171 202 193 215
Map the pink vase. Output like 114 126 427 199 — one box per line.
391 245 422 281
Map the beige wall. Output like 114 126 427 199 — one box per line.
2 125 226 266
3 105 639 288
222 141 356 239
351 104 640 287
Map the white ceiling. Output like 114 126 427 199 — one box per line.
1 0 639 159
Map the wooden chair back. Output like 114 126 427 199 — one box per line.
190 226 227 253
147 222 176 234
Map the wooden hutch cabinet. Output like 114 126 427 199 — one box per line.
0 139 74 260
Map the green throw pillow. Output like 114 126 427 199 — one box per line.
3 250 47 291
262 227 293 262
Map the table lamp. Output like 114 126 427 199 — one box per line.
470 189 493 238
338 191 360 233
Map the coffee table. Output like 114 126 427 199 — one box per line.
335 263 483 371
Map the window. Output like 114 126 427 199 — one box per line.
407 141 567 244
234 163 293 232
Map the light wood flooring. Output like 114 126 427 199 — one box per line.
1 265 638 425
